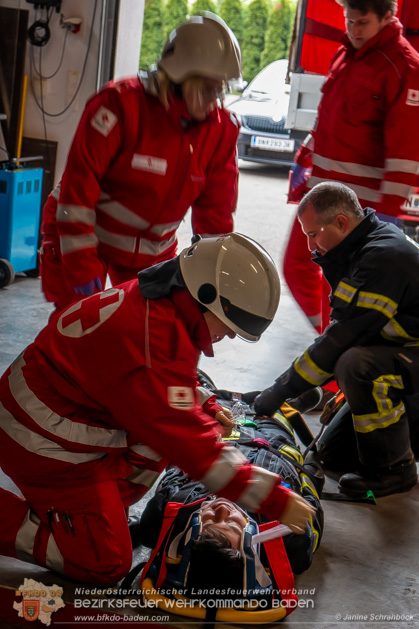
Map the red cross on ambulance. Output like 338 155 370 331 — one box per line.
57 288 124 337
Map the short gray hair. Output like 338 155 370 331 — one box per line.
298 182 364 223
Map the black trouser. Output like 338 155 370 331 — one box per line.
326 346 419 468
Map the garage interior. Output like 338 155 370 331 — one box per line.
0 1 418 628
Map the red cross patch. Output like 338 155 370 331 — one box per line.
168 386 194 409
91 106 118 136
406 89 419 106
57 288 124 338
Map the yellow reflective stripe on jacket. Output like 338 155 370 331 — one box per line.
273 408 295 437
294 350 333 386
279 444 304 465
357 291 398 318
381 318 419 344
299 473 320 552
333 280 357 303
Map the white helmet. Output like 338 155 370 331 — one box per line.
158 13 242 84
179 234 280 342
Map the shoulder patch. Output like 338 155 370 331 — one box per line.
406 88 419 106
168 386 194 409
91 106 118 136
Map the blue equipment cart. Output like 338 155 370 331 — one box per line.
0 166 43 287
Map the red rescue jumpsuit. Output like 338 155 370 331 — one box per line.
0 282 291 585
284 18 419 333
40 75 239 311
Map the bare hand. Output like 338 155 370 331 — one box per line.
215 408 235 437
280 493 316 534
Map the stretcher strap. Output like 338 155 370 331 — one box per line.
140 498 205 590
259 522 297 614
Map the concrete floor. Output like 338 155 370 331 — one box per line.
0 165 418 628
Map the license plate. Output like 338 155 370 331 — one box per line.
251 136 295 152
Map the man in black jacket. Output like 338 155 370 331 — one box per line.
255 181 419 498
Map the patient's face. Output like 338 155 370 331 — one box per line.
200 498 247 549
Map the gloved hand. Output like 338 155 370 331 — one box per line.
254 381 290 417
215 408 235 438
72 276 103 296
290 163 309 192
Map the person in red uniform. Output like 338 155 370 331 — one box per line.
0 233 315 586
40 13 242 313
284 0 419 334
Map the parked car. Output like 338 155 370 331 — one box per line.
227 59 306 167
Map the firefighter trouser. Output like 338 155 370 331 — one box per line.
0 468 166 585
283 213 331 334
334 345 419 468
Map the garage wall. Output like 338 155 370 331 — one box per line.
0 0 144 185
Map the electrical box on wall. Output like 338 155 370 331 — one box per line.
25 0 62 11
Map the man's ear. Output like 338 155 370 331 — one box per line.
383 10 393 25
337 214 349 232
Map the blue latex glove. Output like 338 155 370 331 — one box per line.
72 276 103 296
290 163 309 192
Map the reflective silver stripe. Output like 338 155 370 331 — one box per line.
353 374 405 433
201 446 247 492
381 181 413 199
385 158 419 175
312 154 384 179
381 318 419 343
308 313 322 328
95 225 176 256
95 225 136 253
129 444 162 461
236 466 277 512
138 234 176 256
60 233 98 254
125 468 160 487
357 292 398 318
57 204 96 225
96 199 150 230
308 176 381 203
149 221 182 237
294 350 332 386
196 386 214 406
51 181 61 201
334 280 357 303
9 354 127 449
45 533 65 573
353 401 405 433
0 401 105 463
15 509 41 565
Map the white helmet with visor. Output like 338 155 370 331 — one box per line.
179 233 280 342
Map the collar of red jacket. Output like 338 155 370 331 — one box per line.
170 288 214 358
342 17 402 61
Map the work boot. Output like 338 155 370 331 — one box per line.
303 450 325 494
338 458 418 498
288 387 323 414
127 514 143 548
